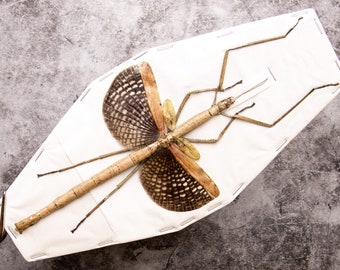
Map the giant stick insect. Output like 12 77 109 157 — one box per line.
5 16 338 235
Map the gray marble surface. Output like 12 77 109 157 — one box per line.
0 0 339 269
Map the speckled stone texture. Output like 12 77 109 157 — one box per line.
0 0 339 269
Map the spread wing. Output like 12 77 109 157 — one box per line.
140 146 219 211
103 62 220 211
102 63 162 149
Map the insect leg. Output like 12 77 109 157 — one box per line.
213 17 303 105
186 103 255 144
37 148 131 178
222 83 339 128
176 17 303 122
71 163 141 233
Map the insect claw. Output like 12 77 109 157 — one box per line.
0 191 7 242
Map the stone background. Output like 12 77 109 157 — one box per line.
0 0 339 269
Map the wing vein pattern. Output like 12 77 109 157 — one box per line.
140 148 214 211
103 65 160 149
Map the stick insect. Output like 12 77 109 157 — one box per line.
13 16 339 234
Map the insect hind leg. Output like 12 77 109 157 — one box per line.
186 103 255 144
71 164 141 233
222 83 339 128
191 83 339 145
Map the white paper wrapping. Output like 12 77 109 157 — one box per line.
4 9 340 261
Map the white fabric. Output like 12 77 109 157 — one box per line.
4 9 340 261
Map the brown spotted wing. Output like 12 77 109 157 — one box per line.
102 62 219 211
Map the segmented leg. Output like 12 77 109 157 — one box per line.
187 83 339 144
71 164 141 233
182 17 324 145
213 17 303 104
177 17 303 122
186 103 255 144
222 83 339 128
